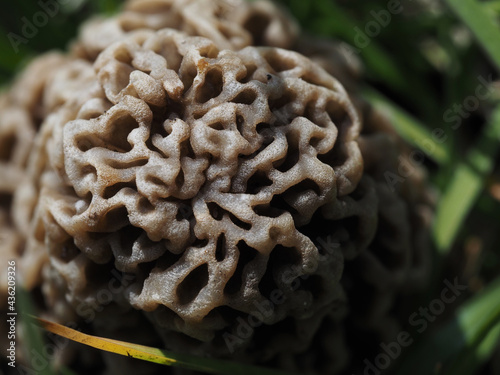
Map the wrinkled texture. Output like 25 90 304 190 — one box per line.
0 0 433 374
72 0 299 61
44 29 360 358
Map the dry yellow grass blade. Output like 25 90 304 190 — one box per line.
36 317 177 366
33 316 297 375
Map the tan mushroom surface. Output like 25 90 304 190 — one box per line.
0 0 433 374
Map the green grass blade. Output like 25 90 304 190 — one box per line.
445 0 500 72
312 2 407 90
17 288 56 375
396 277 500 375
433 105 500 253
281 0 421 96
362 86 450 165
442 318 500 375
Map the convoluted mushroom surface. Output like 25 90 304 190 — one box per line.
72 0 299 60
44 29 361 355
0 0 433 374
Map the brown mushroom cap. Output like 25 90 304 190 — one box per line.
0 0 433 373
36 29 363 356
71 0 299 61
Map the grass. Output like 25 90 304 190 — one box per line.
2 0 500 374
395 276 500 375
433 105 500 254
33 317 298 375
445 0 500 73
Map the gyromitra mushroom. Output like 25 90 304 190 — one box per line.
0 0 433 374
45 28 360 359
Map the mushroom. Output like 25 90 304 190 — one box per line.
42 28 360 358
0 0 433 373
71 0 299 61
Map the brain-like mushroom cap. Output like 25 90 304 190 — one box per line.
72 0 299 61
41 29 362 349
0 1 433 372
